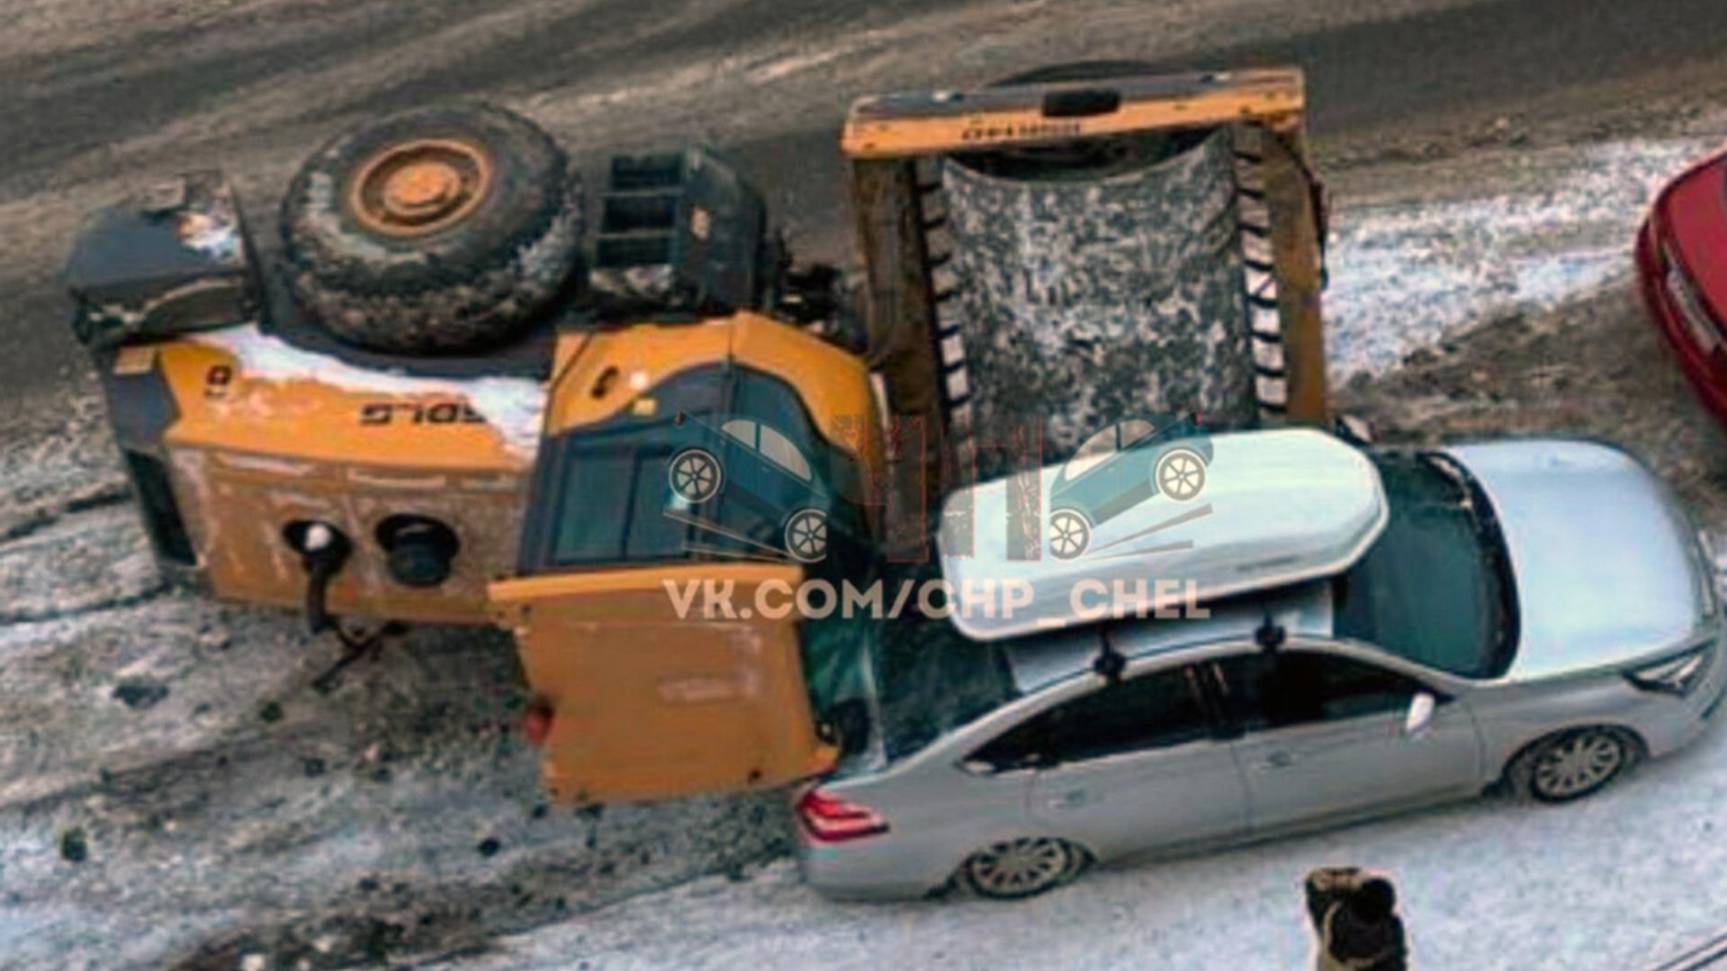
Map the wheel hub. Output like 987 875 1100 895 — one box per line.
349 138 492 237
971 838 1068 895
385 163 459 212
1534 732 1622 797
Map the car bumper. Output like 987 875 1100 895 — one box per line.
792 826 960 901
790 799 980 902
1636 219 1727 426
1638 631 1727 759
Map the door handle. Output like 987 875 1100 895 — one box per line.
1258 750 1296 770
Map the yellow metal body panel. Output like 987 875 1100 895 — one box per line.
491 564 837 804
158 340 533 469
155 339 534 624
145 312 878 803
545 310 886 475
842 68 1305 159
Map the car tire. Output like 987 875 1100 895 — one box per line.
280 102 583 354
960 837 1086 900
1506 727 1640 804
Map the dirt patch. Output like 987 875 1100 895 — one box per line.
0 404 792 971
1339 280 1727 526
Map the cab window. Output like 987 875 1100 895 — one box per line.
1216 651 1423 732
969 667 1208 770
519 366 865 572
547 426 692 564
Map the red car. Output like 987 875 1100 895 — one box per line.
1639 146 1727 422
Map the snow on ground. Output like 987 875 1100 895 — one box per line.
0 413 794 971
453 720 1727 971
1326 134 1724 379
439 124 1727 971
4 132 1725 971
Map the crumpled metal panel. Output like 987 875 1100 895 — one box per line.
942 128 1253 472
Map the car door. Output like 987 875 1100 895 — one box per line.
1213 648 1483 832
969 664 1250 859
490 562 836 804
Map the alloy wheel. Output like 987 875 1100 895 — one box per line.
1530 729 1628 801
963 838 1079 899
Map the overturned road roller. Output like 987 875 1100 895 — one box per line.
65 66 1335 807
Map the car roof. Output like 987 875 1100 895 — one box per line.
1000 580 1336 693
937 428 1388 642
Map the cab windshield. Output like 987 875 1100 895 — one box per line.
520 366 866 571
1333 451 1518 678
546 418 696 565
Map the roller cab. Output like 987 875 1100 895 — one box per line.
492 312 885 803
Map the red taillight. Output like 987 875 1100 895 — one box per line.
521 702 553 747
795 787 889 842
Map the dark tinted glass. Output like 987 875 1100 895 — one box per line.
971 667 1207 769
551 428 692 564
1218 651 1420 732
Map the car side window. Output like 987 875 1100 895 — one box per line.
969 667 1208 770
1217 651 1422 732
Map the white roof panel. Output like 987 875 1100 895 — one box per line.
937 429 1388 641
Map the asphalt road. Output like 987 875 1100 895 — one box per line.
5 0 1727 417
4 3 1727 968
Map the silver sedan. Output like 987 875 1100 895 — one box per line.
793 438 1727 900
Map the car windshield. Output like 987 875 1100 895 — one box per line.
1332 451 1517 678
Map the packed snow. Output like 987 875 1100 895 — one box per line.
1327 136 1724 378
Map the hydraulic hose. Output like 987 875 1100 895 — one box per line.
296 522 351 636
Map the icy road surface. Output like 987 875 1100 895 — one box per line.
1326 135 1724 379
6 0 1727 965
7 123 1727 969
453 729 1727 971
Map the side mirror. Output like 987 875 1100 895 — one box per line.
1404 692 1437 737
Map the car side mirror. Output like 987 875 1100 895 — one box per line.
1404 692 1437 737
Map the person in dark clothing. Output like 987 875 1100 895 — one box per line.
1304 867 1408 971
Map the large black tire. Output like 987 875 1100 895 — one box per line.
280 103 582 354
